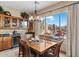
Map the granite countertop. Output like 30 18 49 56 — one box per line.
0 32 21 37
0 34 12 37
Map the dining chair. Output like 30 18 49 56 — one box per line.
19 39 32 57
44 41 63 57
44 35 51 41
25 32 35 38
18 40 24 57
38 35 44 39
18 35 32 57
39 35 49 41
16 36 23 57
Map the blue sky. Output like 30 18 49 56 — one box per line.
45 12 67 26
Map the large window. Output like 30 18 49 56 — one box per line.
45 12 67 36
39 12 67 36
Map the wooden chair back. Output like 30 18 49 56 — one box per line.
18 40 24 57
51 41 63 57
38 35 45 39
20 39 31 57
18 35 31 57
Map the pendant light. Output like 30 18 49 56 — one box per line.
29 1 39 21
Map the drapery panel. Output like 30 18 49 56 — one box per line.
68 3 79 57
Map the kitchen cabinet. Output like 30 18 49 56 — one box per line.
0 14 25 29
0 16 2 28
12 17 17 28
19 19 23 28
3 16 11 28
0 36 12 51
3 37 12 50
0 37 3 51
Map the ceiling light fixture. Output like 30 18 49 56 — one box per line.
29 1 39 21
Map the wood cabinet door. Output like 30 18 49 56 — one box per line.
3 37 12 49
12 18 17 28
0 16 2 29
3 17 11 28
0 37 3 51
3 37 7 49
6 37 12 49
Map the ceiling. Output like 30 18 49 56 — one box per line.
0 1 59 15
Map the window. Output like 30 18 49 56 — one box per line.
22 20 28 29
45 12 67 36
19 19 28 29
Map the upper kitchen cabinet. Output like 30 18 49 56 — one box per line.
18 19 23 28
11 17 18 28
0 37 3 51
3 16 11 28
0 14 27 29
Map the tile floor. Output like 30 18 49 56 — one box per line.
0 47 66 57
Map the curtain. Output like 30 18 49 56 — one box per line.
67 3 79 57
76 3 79 57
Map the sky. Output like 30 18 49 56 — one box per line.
45 12 67 26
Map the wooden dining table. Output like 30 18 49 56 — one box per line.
20 35 57 56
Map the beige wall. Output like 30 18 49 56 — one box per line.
0 3 21 17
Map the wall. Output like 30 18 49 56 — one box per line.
0 3 21 17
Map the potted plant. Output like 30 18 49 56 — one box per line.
0 6 4 14
20 12 29 19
